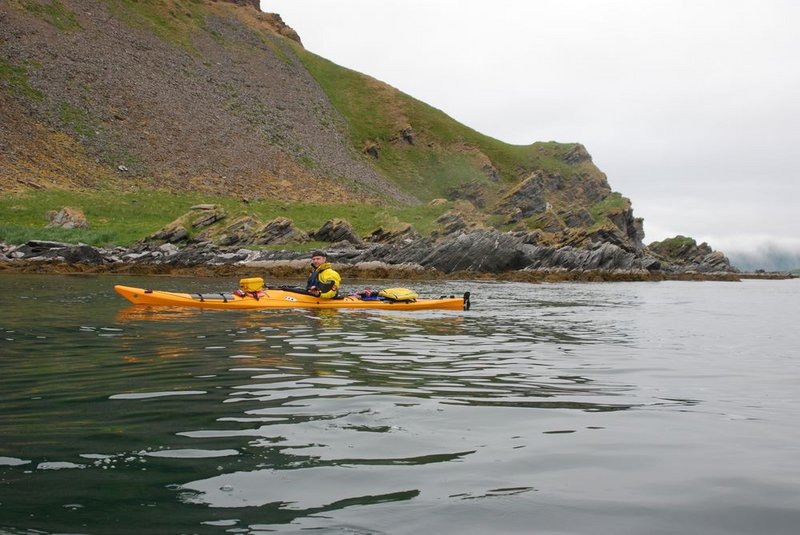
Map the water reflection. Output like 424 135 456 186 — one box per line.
15 277 790 534
182 465 423 509
120 291 641 527
116 305 205 323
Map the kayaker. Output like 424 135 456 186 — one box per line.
306 250 341 298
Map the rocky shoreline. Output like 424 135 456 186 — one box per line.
1 237 793 282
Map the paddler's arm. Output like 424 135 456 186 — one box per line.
314 270 341 299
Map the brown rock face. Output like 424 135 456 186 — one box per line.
256 217 310 245
46 207 89 229
365 224 421 245
221 0 261 10
495 173 548 222
313 219 363 245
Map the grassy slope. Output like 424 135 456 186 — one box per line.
0 189 451 247
1 0 623 247
294 48 587 202
102 0 209 53
12 0 81 32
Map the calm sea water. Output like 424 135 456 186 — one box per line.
0 273 798 534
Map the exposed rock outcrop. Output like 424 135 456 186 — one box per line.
494 172 547 222
312 219 362 245
6 240 105 264
191 205 227 229
360 229 659 274
146 205 227 244
205 215 262 246
560 208 593 229
432 207 487 237
147 223 189 244
255 12 303 45
46 207 89 229
447 181 490 209
607 207 645 250
256 217 310 245
563 144 593 164
529 211 565 234
364 224 421 245
400 127 414 145
648 236 735 273
0 225 750 279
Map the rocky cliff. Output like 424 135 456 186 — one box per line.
0 0 735 275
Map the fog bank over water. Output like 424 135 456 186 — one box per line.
726 243 800 272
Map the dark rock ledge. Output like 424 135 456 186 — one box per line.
1 231 789 282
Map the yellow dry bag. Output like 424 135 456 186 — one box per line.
239 277 264 292
378 288 418 302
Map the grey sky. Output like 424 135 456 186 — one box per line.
262 0 800 258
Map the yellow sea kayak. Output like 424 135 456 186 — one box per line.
114 285 470 311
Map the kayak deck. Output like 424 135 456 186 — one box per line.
114 285 470 311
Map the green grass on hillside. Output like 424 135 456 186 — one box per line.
0 190 196 246
0 189 451 247
19 0 81 32
293 46 590 203
651 235 698 257
589 192 628 220
296 48 496 200
58 102 99 140
103 0 209 54
0 58 44 102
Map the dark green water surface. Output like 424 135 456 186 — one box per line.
1 274 799 534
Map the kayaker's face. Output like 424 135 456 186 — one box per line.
311 255 326 268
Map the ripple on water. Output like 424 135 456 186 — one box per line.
3 277 800 534
181 465 424 510
109 390 207 400
143 449 240 459
0 456 31 467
